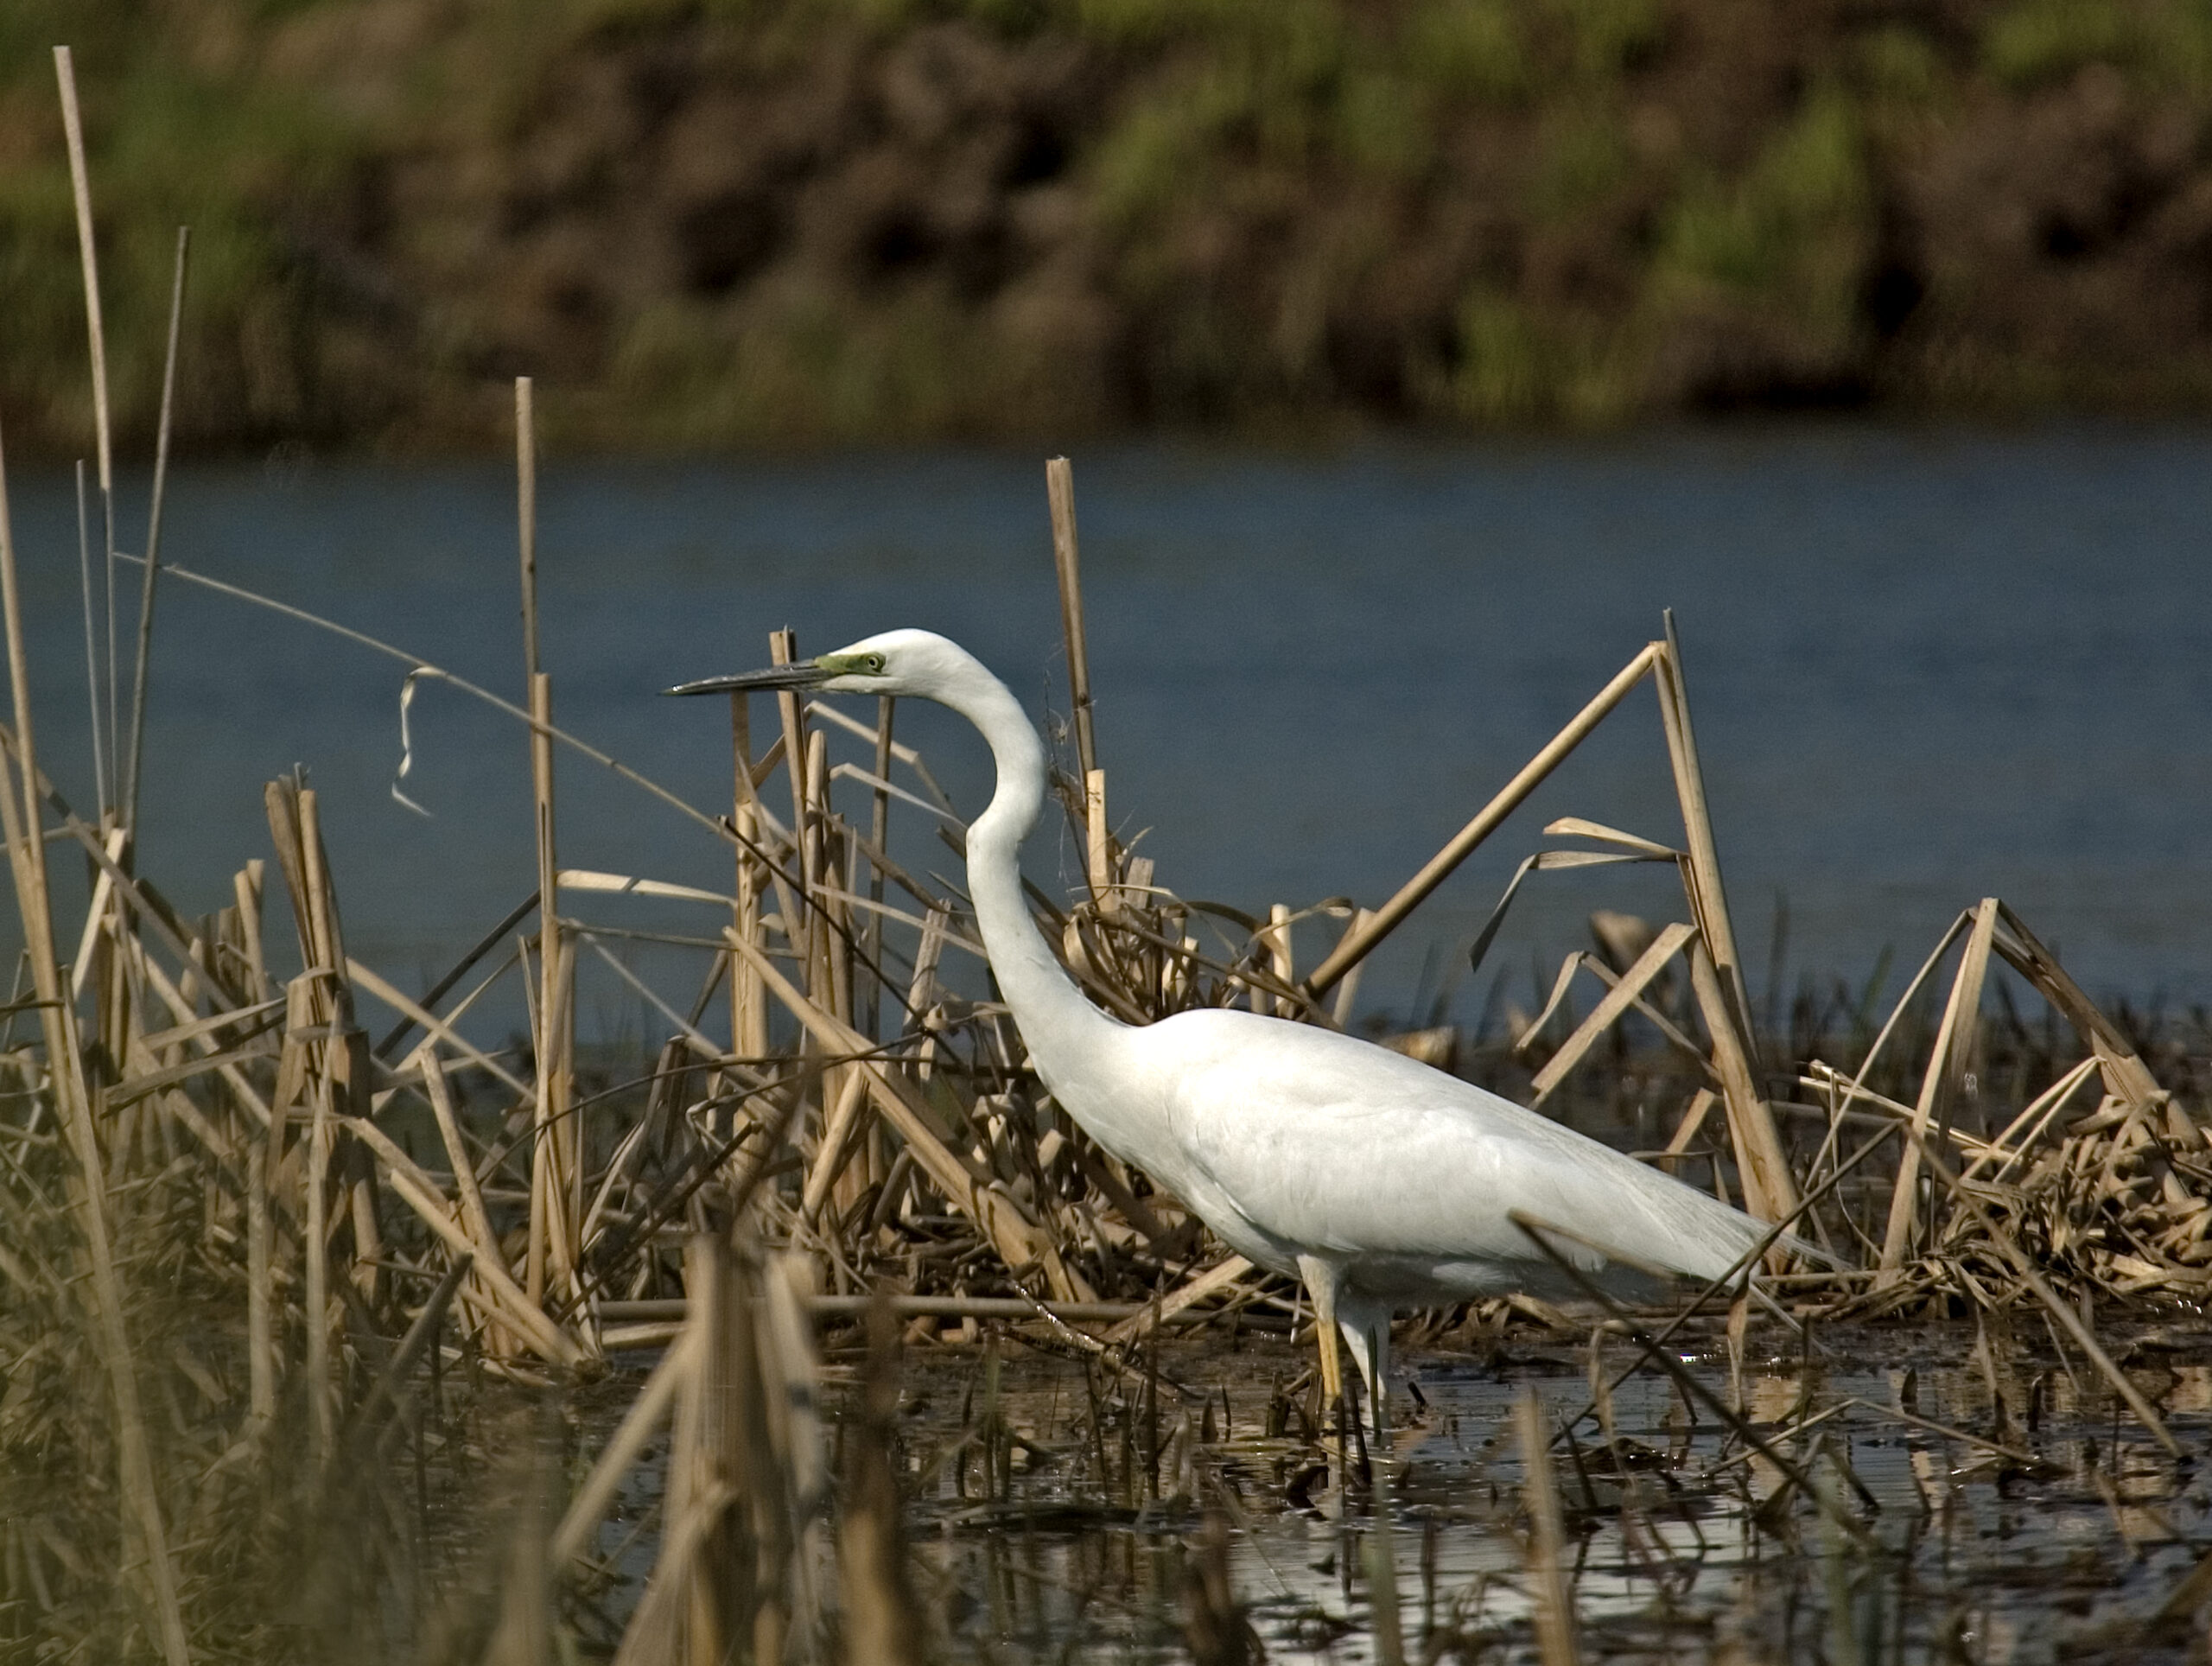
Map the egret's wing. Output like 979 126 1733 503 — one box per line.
1150 1010 1763 1281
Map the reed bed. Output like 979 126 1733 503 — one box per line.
8 45 2212 1665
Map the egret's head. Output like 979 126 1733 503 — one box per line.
664 628 969 702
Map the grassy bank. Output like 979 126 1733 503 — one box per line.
12 0 2212 455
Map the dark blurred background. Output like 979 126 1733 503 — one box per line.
9 0 2212 455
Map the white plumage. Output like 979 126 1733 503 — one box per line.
672 628 1770 1414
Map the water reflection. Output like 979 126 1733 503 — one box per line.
766 1324 2212 1665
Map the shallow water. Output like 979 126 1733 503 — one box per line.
6 426 2210 1033
576 1319 2212 1665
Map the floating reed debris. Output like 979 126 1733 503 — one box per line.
7 54 2212 1663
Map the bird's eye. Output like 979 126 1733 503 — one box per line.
862 653 886 673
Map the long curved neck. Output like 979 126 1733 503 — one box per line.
941 668 1122 1092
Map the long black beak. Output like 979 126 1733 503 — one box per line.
663 663 827 697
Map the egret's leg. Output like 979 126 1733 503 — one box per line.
1297 1256 1344 1412
1338 1300 1392 1443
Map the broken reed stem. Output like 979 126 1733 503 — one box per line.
517 377 540 677
54 47 119 815
73 463 108 817
124 225 188 832
1085 766 1111 908
1656 610 1755 1042
306 1066 334 1465
1878 898 1998 1278
247 1140 275 1429
529 672 571 1297
864 695 893 1036
554 1327 696 1567
1515 1389 1581 1666
729 692 765 1060
1307 641 1661 995
54 49 111 510
1991 900 2165 1107
1650 617 1797 1228
516 383 577 1303
772 629 811 950
1046 455 1097 783
1687 934 1799 1226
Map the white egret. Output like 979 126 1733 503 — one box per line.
671 630 1775 1418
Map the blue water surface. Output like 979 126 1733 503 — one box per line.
5 424 2207 1037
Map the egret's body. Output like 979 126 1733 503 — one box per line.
674 630 1770 1408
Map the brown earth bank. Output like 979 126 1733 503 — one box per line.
10 0 2212 455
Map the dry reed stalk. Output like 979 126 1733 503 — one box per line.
343 1250 471 1445
771 629 810 918
1326 906 1376 1025
1529 921 1699 1106
1263 903 1294 1015
351 958 533 1100
1660 1088 1717 1175
246 1140 276 1430
552 929 582 1291
1687 937 1799 1225
733 804 767 1058
235 861 266 991
305 1063 334 1464
54 51 111 517
1522 955 1697 1074
723 926 1060 1281
802 1065 871 1225
262 778 312 961
1652 615 1755 1040
126 938 275 1131
1877 898 1998 1279
270 970 312 1179
515 386 577 1313
516 376 539 671
0 416 189 1666
1514 1389 1580 1666
1103 1254 1255 1343
528 671 573 1302
554 1325 696 1567
675 1235 750 1665
123 226 188 830
346 1114 584 1366
68 824 127 1000
1047 455 1098 781
1085 766 1112 911
1989 902 2164 1108
730 693 768 1063
54 48 118 814
414 1040 513 1351
864 695 895 1035
71 464 107 815
1958 1055 2101 1183
297 786 388 1298
1307 642 1661 995
600 1291 1274 1326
